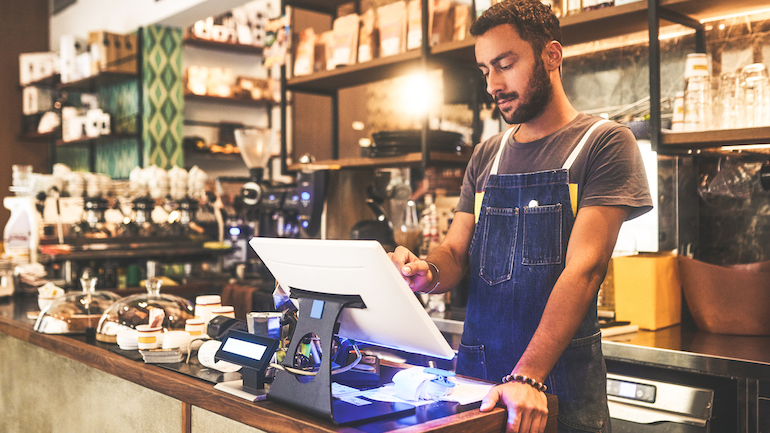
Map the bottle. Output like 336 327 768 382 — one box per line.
567 0 582 15
540 0 562 17
418 195 439 260
3 196 39 265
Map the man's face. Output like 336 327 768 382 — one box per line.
475 24 553 125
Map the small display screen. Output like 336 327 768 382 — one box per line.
215 330 279 371
222 338 267 360
619 382 636 399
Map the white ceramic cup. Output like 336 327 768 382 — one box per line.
211 305 235 319
185 318 206 336
136 324 162 350
194 295 221 324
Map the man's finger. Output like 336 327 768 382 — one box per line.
479 388 499 412
506 408 522 433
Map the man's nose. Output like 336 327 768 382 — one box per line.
486 70 502 97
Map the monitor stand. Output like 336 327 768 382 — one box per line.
214 365 269 402
268 288 415 425
215 380 267 402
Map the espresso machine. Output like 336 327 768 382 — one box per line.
222 129 327 272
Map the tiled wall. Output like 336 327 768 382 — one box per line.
59 25 184 178
142 24 184 170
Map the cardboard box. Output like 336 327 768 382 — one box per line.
119 33 138 73
19 52 59 85
612 252 681 330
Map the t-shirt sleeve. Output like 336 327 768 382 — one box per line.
578 125 653 220
455 141 486 215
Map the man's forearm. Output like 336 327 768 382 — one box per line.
423 212 475 293
425 245 468 293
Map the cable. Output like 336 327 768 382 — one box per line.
269 341 363 377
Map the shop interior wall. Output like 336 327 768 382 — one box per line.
563 17 770 266
0 0 50 232
48 0 261 50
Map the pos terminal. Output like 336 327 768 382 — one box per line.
213 330 280 401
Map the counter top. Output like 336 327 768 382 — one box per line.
602 325 770 379
432 309 770 380
0 294 557 433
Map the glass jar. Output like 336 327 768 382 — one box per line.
95 277 195 343
34 272 120 335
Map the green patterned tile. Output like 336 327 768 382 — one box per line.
142 25 184 170
56 145 90 172
95 138 140 179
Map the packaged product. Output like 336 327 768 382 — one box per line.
378 1 407 57
315 30 334 71
186 66 209 96
358 8 378 63
431 0 454 46
452 1 472 42
294 27 317 76
407 0 433 51
330 13 360 68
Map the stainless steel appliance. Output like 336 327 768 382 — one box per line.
608 373 714 432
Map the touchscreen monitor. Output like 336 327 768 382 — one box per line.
249 238 455 360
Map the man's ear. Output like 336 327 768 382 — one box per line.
543 40 563 72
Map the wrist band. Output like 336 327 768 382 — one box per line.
420 262 440 294
502 373 547 392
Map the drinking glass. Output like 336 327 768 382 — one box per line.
715 72 742 129
683 75 712 131
741 64 770 128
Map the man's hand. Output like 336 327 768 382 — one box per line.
479 381 548 433
387 246 434 292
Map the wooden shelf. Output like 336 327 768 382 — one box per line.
184 92 273 107
285 0 349 14
56 133 138 146
58 71 137 91
287 0 770 94
286 50 423 94
661 127 770 149
183 36 264 55
288 151 471 171
21 74 60 88
18 131 57 142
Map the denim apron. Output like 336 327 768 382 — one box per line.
458 120 611 433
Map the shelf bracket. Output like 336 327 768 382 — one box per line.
648 0 662 151
658 7 706 53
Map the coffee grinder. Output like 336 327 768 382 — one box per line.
223 129 327 273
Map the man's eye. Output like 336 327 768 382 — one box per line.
499 64 512 70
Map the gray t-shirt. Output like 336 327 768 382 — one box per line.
456 113 653 220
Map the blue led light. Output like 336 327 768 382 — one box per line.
302 221 309 228
229 227 241 236
301 191 311 200
268 195 275 201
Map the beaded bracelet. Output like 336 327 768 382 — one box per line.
502 373 547 392
419 262 440 295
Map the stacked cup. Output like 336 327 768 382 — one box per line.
194 294 222 324
741 63 770 128
682 53 712 132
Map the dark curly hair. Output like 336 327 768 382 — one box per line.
470 0 562 57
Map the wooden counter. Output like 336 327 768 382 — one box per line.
0 297 557 433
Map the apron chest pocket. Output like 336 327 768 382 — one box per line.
479 206 518 285
522 204 563 265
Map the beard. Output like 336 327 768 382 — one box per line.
495 58 553 125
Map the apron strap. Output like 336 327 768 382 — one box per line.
490 125 520 176
490 118 609 176
561 119 609 171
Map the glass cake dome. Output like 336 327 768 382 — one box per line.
96 277 195 343
34 270 121 335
